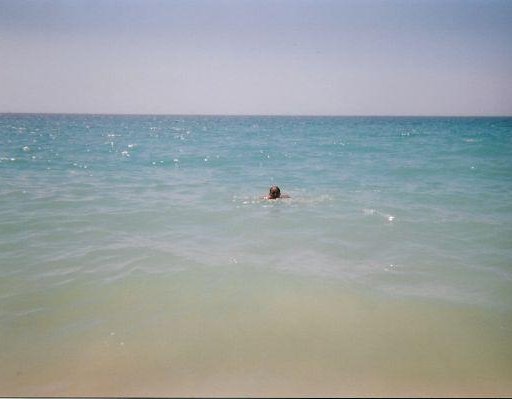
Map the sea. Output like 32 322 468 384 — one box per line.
1 114 511 396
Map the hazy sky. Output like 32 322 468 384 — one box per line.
1 0 511 115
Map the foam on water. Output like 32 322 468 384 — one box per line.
1 114 511 395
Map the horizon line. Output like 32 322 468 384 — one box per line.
1 111 511 118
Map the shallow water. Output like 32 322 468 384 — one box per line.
1 114 511 396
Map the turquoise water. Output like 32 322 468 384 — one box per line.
1 114 511 396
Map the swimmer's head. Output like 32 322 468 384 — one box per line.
268 185 281 199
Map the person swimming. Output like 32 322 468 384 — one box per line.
264 185 290 200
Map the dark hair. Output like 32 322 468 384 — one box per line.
269 185 281 199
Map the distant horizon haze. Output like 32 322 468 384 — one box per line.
1 112 512 118
1 0 511 116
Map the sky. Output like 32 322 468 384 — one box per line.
0 0 511 116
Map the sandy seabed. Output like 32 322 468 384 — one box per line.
2 270 511 397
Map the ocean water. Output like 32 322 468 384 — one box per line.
1 114 511 396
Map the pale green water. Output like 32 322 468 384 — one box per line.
2 267 511 396
1 115 511 396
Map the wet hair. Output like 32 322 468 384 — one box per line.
269 185 281 199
